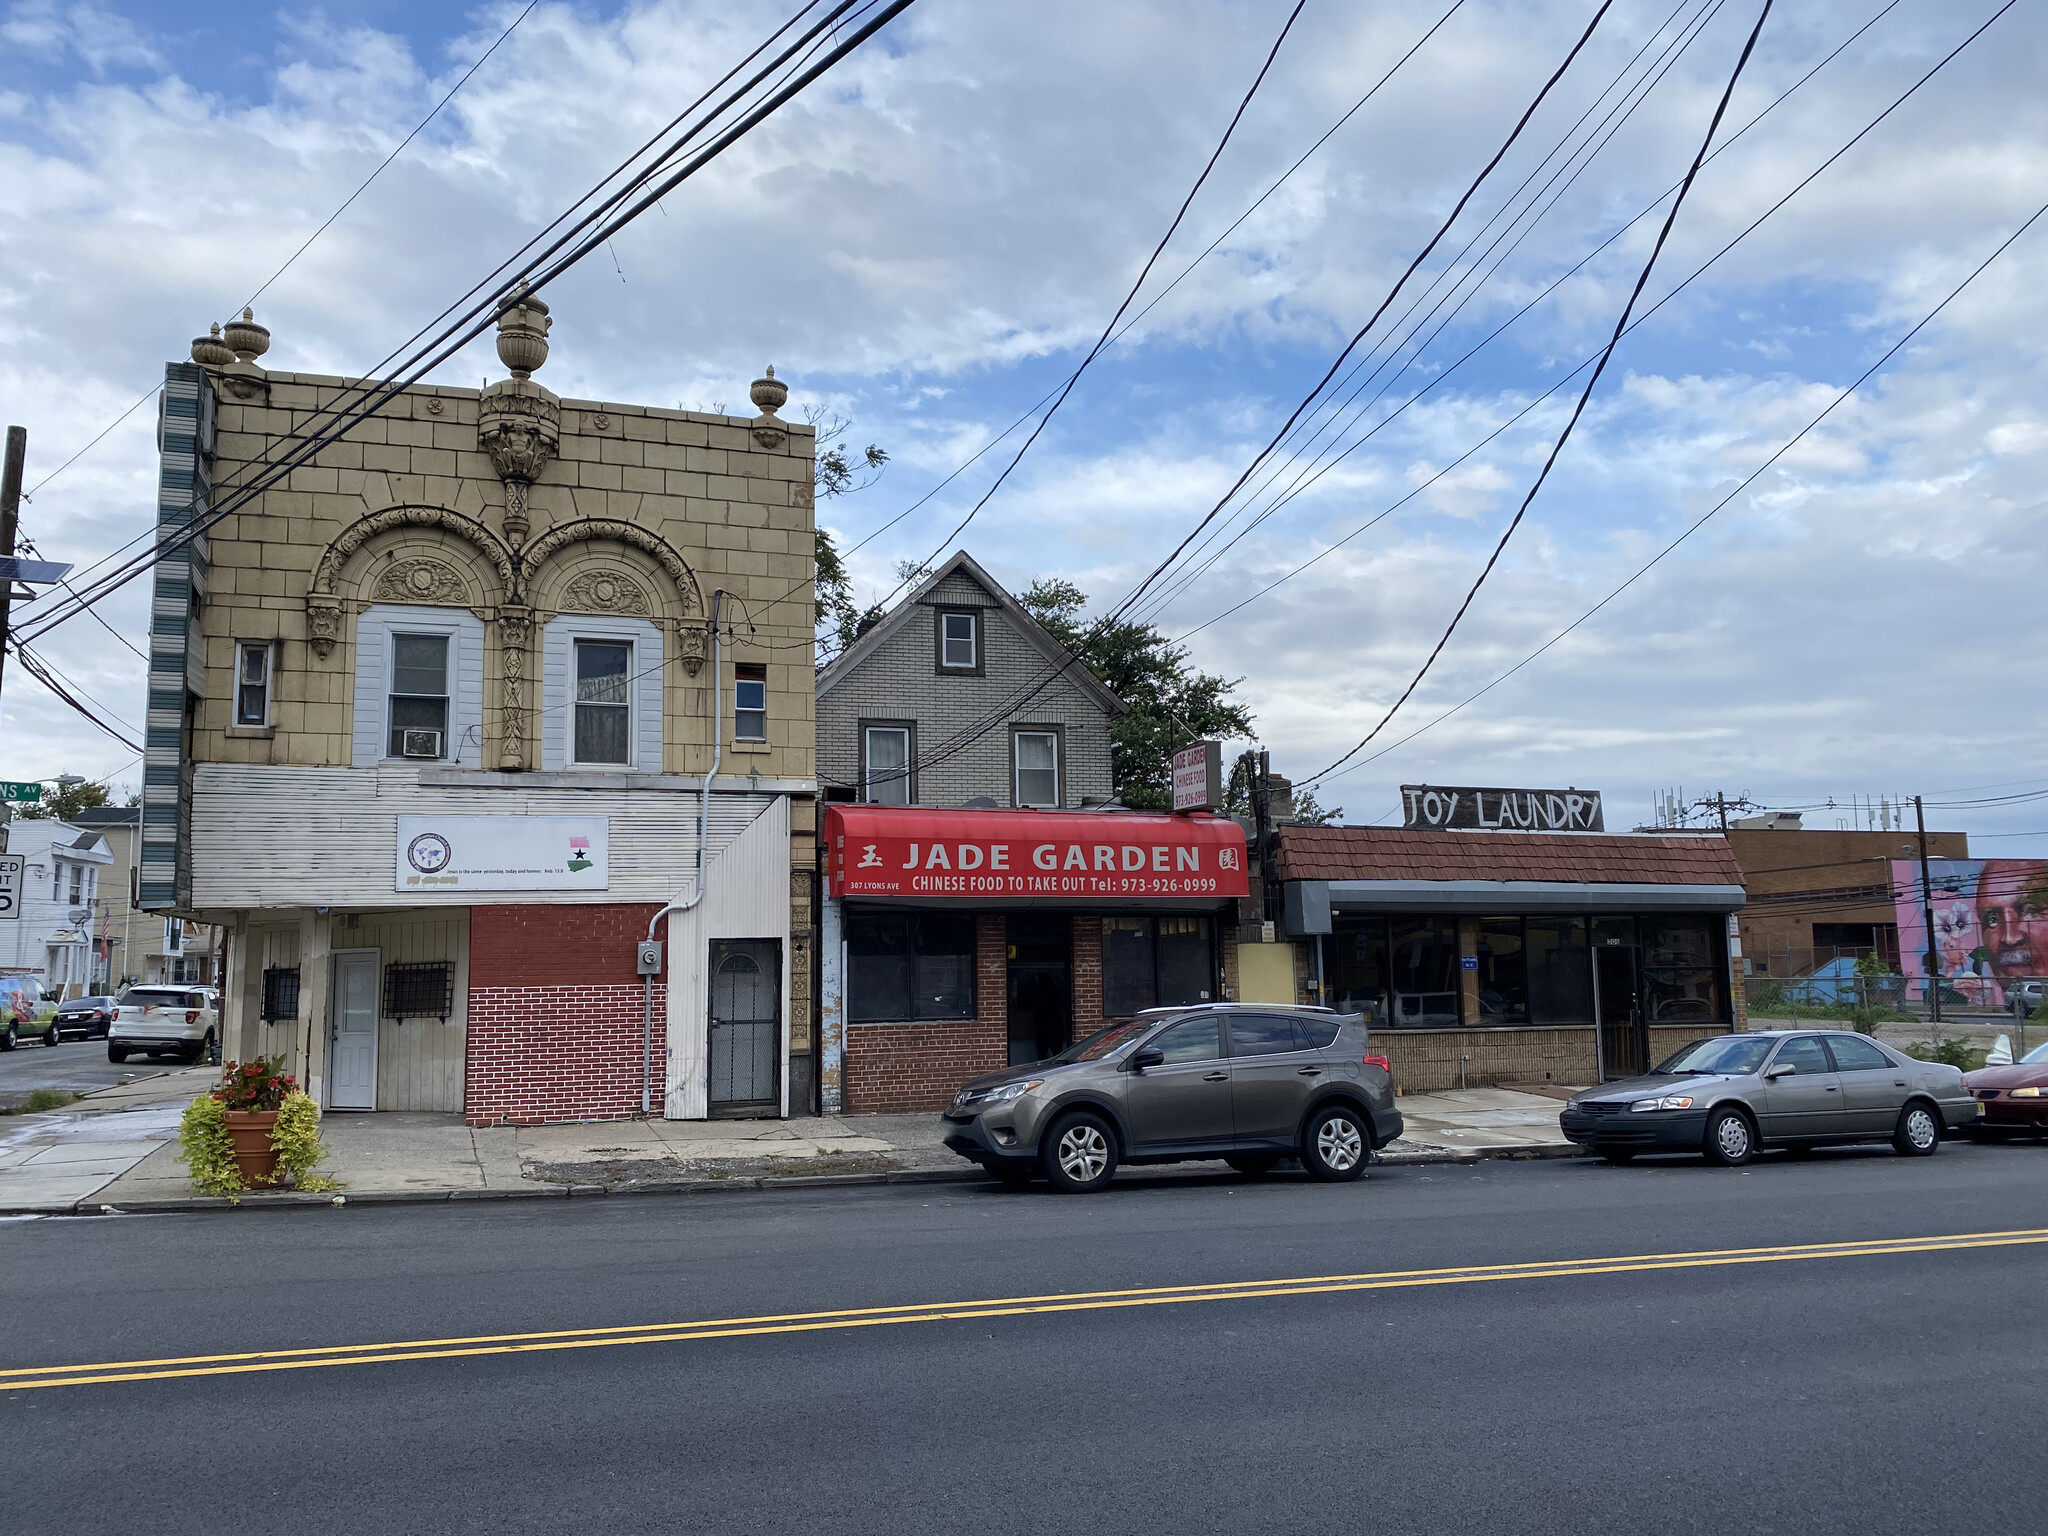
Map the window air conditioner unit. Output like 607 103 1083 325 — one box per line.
400 729 444 759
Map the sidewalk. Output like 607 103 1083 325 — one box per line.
3 1080 1581 1216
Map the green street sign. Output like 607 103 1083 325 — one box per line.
0 782 44 803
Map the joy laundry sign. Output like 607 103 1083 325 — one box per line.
394 815 610 892
1399 785 1605 832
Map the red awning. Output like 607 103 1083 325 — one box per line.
825 806 1249 903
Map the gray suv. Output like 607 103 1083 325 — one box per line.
940 1005 1403 1192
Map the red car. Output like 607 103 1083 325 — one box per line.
1964 1040 2048 1137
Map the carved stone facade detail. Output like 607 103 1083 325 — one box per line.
313 505 515 601
308 600 344 661
519 520 702 616
477 382 560 550
559 570 651 617
676 622 708 678
496 607 533 772
306 505 514 662
373 557 470 606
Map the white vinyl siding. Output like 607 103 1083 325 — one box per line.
352 606 484 768
540 616 663 772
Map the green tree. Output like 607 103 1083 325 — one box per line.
17 778 110 821
1015 578 1258 811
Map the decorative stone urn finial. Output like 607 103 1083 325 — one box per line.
478 285 562 555
495 286 552 380
191 322 234 368
750 363 789 450
223 307 270 364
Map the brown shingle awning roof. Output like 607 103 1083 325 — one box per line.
1275 826 1743 887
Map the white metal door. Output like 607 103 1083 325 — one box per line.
330 952 379 1110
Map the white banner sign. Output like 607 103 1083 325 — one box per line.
395 815 609 893
1171 740 1223 813
0 855 21 920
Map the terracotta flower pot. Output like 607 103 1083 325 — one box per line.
223 1109 283 1189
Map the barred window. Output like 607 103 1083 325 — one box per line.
383 961 455 1022
260 966 301 1022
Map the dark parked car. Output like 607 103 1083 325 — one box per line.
1560 1029 1979 1167
940 1005 1403 1192
1964 1038 2048 1137
52 994 118 1042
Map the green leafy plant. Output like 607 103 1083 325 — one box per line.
1904 1038 1988 1072
175 1093 244 1199
271 1091 340 1193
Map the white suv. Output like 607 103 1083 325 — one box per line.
108 986 220 1065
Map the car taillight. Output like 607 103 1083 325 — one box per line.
1362 1053 1392 1073
185 1010 201 1025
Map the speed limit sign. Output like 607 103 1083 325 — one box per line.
0 855 22 920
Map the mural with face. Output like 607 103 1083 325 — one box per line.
1894 858 2048 1005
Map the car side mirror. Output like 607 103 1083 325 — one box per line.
1764 1063 1795 1080
1131 1048 1164 1072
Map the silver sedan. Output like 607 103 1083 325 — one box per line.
1559 1029 1979 1166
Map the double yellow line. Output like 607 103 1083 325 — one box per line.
8 1227 2044 1393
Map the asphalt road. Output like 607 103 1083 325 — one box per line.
5 1139 2047 1535
0 1037 175 1109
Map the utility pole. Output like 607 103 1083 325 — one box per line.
0 425 25 706
1914 794 1941 1039
1715 792 1728 832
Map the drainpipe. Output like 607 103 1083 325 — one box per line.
642 590 724 1116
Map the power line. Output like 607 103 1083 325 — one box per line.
20 0 541 506
853 0 1313 621
22 0 860 623
861 2 1629 791
1312 190 2048 790
17 0 909 646
1299 0 1774 789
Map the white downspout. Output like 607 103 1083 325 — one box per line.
643 589 723 1116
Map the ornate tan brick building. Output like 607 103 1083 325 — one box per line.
146 297 820 1120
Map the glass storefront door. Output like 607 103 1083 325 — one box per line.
1006 915 1070 1064
1593 934 1646 1080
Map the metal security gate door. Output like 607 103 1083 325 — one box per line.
708 940 780 1115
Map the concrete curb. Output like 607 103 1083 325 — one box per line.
5 1143 1585 1217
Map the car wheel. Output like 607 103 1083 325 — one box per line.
1302 1104 1369 1182
1040 1111 1117 1193
1225 1154 1281 1177
1 1024 16 1051
108 1045 129 1064
1703 1106 1756 1167
1597 1147 1637 1165
44 1024 62 1047
1894 1101 1941 1157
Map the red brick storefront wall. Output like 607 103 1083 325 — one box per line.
467 903 667 1127
844 913 1007 1114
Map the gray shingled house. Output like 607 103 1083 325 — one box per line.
815 551 1126 808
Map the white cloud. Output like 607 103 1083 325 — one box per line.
3 0 2046 847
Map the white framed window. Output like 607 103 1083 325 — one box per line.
234 641 274 726
66 862 83 905
939 611 978 670
388 633 450 759
352 606 484 768
1014 729 1060 807
734 663 767 742
540 616 662 772
863 725 912 806
573 639 632 765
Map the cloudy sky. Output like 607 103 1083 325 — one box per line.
2 0 2045 848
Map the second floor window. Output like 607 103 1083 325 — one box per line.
389 633 450 759
1014 730 1059 807
235 642 272 726
939 611 978 670
734 663 767 741
573 640 632 765
863 725 911 806
67 863 83 905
